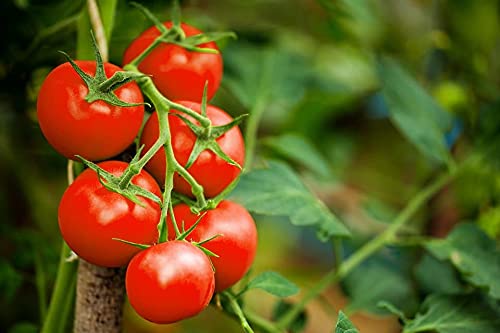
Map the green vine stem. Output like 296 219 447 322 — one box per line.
119 65 208 211
221 291 256 333
276 167 460 329
40 242 78 333
243 309 283 333
243 51 275 169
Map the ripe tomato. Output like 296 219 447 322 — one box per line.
122 22 222 102
37 61 144 161
126 241 215 324
58 161 161 267
140 101 245 198
167 200 257 292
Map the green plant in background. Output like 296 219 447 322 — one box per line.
1 0 500 333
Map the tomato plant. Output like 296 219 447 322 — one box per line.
123 21 223 102
37 61 144 161
125 241 215 324
58 161 161 267
11 1 500 333
168 200 257 292
140 101 245 198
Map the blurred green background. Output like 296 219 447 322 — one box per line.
1 0 499 332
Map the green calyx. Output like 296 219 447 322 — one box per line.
176 112 247 170
129 1 236 66
60 31 149 108
77 155 162 208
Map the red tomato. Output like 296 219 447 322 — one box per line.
37 61 144 161
58 161 161 267
123 22 222 102
140 101 245 198
167 200 257 292
126 241 215 324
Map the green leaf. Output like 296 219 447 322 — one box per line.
414 254 463 295
478 205 500 238
224 43 310 114
402 294 500 333
335 311 359 333
343 257 418 315
262 133 331 178
246 271 299 297
425 223 500 299
0 259 23 303
272 301 307 333
8 323 38 333
378 57 453 165
377 301 408 323
230 161 351 240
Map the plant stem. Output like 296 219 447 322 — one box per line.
40 243 78 333
122 65 208 209
276 168 459 329
34 248 48 323
87 0 108 61
222 291 255 333
244 52 274 169
244 309 283 333
167 100 212 128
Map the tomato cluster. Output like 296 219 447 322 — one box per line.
37 17 256 324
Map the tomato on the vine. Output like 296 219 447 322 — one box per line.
140 101 245 198
126 240 215 323
37 61 144 161
58 161 161 267
167 200 257 292
123 22 223 102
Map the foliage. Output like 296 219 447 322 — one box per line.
1 0 500 333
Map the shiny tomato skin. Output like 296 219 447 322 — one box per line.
58 161 161 267
167 200 257 292
126 241 215 324
140 101 245 198
37 61 144 161
123 22 222 102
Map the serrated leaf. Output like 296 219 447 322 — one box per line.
335 311 359 333
378 57 453 165
0 259 23 303
402 294 500 333
425 223 500 299
262 133 331 178
377 301 408 323
272 301 307 333
223 43 310 114
246 271 299 297
414 254 463 295
343 256 418 315
230 161 350 240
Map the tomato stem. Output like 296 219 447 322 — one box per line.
276 167 461 330
40 243 78 333
221 291 255 333
243 53 274 169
